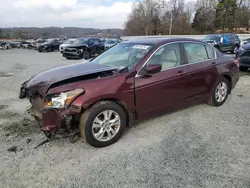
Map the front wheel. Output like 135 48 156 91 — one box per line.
231 46 239 54
83 50 90 59
207 77 229 107
79 101 126 147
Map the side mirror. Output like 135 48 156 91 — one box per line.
139 64 162 76
146 64 162 74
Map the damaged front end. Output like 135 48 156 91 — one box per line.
19 62 118 141
19 82 84 140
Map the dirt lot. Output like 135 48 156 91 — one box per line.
0 49 250 188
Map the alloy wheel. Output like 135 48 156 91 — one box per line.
92 110 121 142
215 82 228 103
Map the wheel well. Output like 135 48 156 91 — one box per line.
222 75 232 94
84 99 132 127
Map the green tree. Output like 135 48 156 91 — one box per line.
214 0 237 31
192 6 215 33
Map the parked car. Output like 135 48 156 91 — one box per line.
37 39 62 52
59 39 76 53
104 38 121 50
240 38 250 46
236 43 250 71
19 38 239 147
203 34 240 54
0 41 11 49
62 38 105 60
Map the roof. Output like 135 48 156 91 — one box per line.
122 37 202 45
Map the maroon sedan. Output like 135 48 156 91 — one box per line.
19 38 239 147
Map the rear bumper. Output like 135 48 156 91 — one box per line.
238 57 250 67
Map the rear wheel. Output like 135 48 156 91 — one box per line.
239 66 248 71
207 77 229 107
79 101 126 147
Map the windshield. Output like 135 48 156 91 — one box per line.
92 43 153 70
204 35 221 41
73 38 88 45
105 40 116 44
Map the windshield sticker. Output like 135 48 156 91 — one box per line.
133 45 150 50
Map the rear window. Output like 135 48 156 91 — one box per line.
232 34 240 40
204 35 221 41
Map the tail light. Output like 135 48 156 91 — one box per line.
234 59 239 67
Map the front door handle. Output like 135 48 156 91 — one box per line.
177 70 184 75
210 62 216 66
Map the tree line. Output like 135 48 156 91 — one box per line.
124 0 250 35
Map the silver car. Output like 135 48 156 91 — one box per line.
59 39 76 53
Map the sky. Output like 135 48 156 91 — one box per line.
0 0 194 29
0 0 135 29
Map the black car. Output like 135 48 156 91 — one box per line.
38 39 62 52
104 38 121 51
62 38 105 60
0 41 11 49
236 43 250 71
203 34 240 54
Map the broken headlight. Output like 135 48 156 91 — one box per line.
45 89 84 109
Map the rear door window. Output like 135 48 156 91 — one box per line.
183 42 208 63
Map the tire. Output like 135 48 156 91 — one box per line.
207 77 230 107
231 46 239 54
79 101 126 148
239 66 248 71
46 48 51 52
83 50 90 59
38 48 43 52
66 57 72 60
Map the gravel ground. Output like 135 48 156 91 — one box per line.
0 49 250 188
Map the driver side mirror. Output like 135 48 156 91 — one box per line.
139 64 162 76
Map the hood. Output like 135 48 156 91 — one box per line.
60 43 75 48
25 62 117 96
105 43 115 48
65 44 88 48
241 43 250 50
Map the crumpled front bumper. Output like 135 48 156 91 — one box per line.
27 106 66 131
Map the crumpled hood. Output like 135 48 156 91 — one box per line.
25 62 117 96
65 44 88 48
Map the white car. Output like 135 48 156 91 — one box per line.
59 39 76 53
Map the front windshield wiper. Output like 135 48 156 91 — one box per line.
117 66 129 73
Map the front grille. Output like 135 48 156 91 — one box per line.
65 48 77 52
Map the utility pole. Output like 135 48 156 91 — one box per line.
169 11 173 35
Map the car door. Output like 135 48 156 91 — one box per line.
220 34 231 51
135 42 189 119
182 42 219 104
